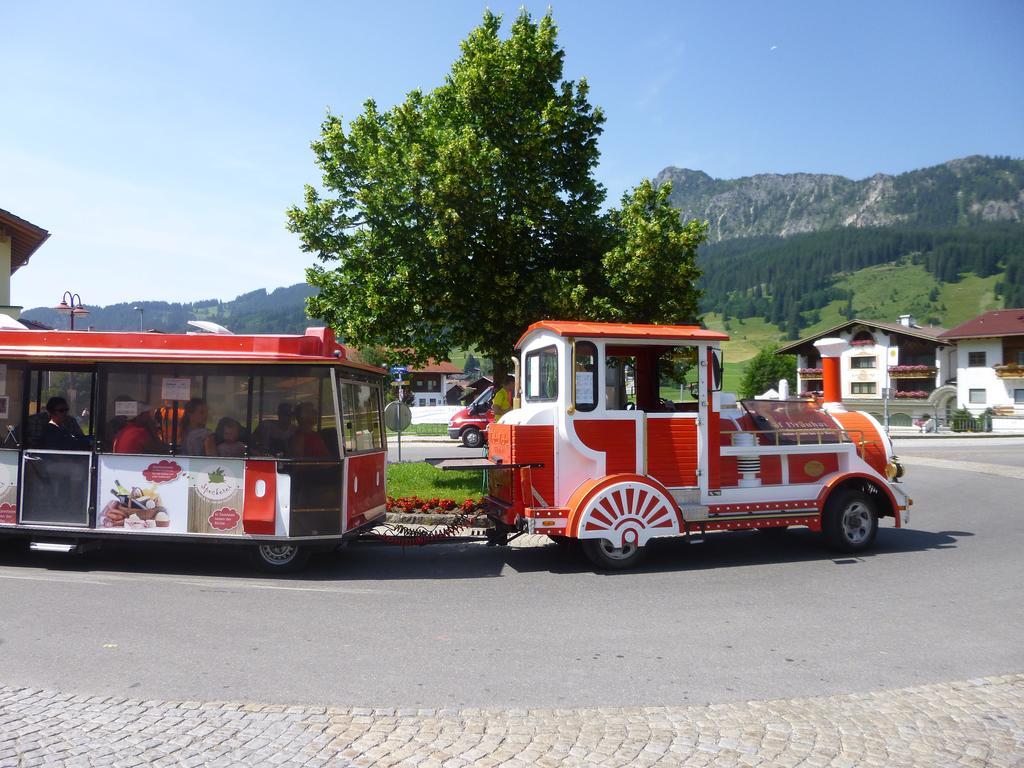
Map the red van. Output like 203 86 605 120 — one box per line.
447 386 494 448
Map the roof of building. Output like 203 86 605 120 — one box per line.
410 360 462 374
939 308 1024 340
777 318 949 355
0 208 50 275
518 321 728 347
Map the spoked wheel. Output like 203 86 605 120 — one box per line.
250 543 311 574
824 490 878 553
581 538 646 570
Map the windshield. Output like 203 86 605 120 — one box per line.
469 386 494 408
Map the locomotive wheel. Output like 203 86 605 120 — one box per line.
823 490 878 553
461 427 484 448
581 538 646 570
250 543 311 574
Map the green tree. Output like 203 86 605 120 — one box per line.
589 180 705 323
738 345 797 399
287 10 607 378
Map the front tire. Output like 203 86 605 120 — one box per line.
461 427 483 448
823 490 878 553
581 538 646 570
250 543 311 574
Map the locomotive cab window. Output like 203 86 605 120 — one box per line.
573 341 598 411
525 345 558 401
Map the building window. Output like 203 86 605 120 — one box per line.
1014 389 1024 404
1017 351 1024 365
850 356 876 369
850 382 876 395
968 351 987 367
969 389 986 404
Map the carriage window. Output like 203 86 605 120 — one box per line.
178 373 250 457
574 341 598 411
24 368 95 450
251 370 336 459
0 364 26 448
340 380 383 453
525 346 558 401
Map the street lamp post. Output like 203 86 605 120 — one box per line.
55 292 88 331
133 305 144 332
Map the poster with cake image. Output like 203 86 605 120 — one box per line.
188 458 245 535
96 456 188 533
0 450 18 524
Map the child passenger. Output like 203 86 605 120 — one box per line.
214 417 246 457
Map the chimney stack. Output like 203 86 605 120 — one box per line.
898 314 916 328
813 338 849 409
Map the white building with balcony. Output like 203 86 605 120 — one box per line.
940 308 1024 430
777 315 953 427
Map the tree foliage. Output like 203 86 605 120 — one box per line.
288 10 608 368
288 10 708 371
590 180 705 323
738 345 797 400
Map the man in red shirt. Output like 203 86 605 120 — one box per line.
112 405 166 454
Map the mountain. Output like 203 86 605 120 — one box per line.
22 283 322 334
655 155 1024 242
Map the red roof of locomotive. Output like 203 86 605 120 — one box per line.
517 321 729 347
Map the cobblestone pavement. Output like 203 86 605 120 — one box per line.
2 675 1022 767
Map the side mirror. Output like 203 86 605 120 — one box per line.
711 349 724 392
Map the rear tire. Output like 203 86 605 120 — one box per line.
823 489 878 553
461 427 483 449
250 543 311 574
581 538 646 570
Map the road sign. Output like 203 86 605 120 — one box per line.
384 401 412 432
389 365 409 376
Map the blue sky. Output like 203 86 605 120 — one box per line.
3 0 1022 310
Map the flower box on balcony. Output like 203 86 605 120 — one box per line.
850 339 875 347
994 364 1024 379
798 368 823 377
893 390 930 399
888 364 937 379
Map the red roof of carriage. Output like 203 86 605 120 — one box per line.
0 327 383 373
517 321 729 347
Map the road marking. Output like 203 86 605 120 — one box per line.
901 455 1024 480
0 572 109 586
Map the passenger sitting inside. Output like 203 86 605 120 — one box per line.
182 398 216 456
41 397 91 451
252 402 294 455
214 417 246 457
288 402 328 458
112 405 166 454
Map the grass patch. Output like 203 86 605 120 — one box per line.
386 422 448 436
386 461 483 502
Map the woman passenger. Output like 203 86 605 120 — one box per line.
182 398 216 456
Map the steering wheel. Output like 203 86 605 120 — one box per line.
658 398 676 412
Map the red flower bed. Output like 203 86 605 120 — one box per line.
386 495 482 514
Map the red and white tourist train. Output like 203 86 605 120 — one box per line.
0 326 386 571
478 321 911 569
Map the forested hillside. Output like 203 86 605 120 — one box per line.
22 284 321 334
699 224 1024 337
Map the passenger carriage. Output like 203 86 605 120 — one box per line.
482 321 912 569
0 326 386 572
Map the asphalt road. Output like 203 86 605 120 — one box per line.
0 459 1021 711
386 437 474 464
